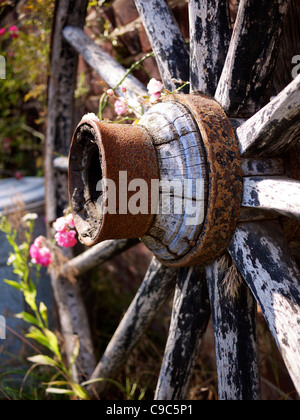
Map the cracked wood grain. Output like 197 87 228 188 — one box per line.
189 0 232 95
215 0 290 117
242 176 300 220
46 0 97 384
228 221 300 395
236 73 300 156
206 256 260 400
64 239 139 276
46 0 88 223
155 267 210 400
63 26 147 115
134 0 189 91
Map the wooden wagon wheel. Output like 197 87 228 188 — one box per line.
46 0 300 400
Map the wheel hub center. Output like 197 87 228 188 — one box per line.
68 94 242 267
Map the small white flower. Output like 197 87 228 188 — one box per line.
147 78 163 95
7 254 16 265
22 213 38 223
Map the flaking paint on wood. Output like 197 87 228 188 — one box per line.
228 221 300 395
155 267 210 400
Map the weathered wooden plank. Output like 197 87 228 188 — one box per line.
45 0 89 223
46 0 97 384
50 249 96 382
241 158 285 177
206 255 260 400
155 267 210 400
63 26 147 114
189 0 232 95
133 0 189 91
215 0 290 117
228 221 300 395
63 239 139 276
236 74 300 156
242 177 300 220
88 258 177 396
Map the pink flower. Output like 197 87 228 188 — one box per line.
147 78 163 96
8 25 19 39
34 235 44 248
53 216 68 232
107 89 114 97
30 236 51 267
55 229 77 248
53 214 77 247
0 28 5 37
53 214 75 231
150 92 161 104
15 171 22 180
114 99 127 115
65 213 75 228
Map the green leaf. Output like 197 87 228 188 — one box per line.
13 268 27 280
4 279 22 290
15 311 40 327
70 383 89 400
45 381 70 387
27 354 59 368
39 302 48 329
44 329 62 360
46 388 74 395
23 281 37 311
26 327 51 350
81 377 126 394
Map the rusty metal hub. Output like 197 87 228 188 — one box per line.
69 94 242 266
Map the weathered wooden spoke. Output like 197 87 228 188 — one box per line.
189 0 232 95
63 26 147 113
133 0 190 91
206 256 260 400
47 0 300 401
155 267 210 400
88 258 177 396
236 73 300 156
228 222 300 395
242 177 300 220
215 0 290 117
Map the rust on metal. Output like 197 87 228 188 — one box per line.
68 117 159 246
69 94 242 268
162 94 243 267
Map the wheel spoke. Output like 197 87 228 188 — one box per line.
206 255 260 400
63 26 147 114
189 0 232 95
64 239 139 276
228 221 300 395
155 267 210 400
236 74 300 156
133 0 189 91
242 177 300 220
215 0 290 117
88 258 177 396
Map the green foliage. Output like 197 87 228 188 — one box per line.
0 214 89 400
0 0 54 177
